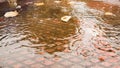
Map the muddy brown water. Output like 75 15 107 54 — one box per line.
0 0 120 55
0 0 78 54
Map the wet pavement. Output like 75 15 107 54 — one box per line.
0 0 120 68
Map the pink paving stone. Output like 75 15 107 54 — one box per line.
81 61 91 66
16 57 27 61
71 65 83 68
42 60 54 65
97 50 116 57
97 49 115 56
90 58 100 63
61 54 73 59
97 50 105 54
35 57 45 62
6 60 16 65
9 53 20 58
4 66 10 68
50 64 65 68
113 65 120 68
69 57 81 62
52 57 63 62
101 61 112 67
91 65 104 68
19 51 28 55
0 58 3 61
31 63 44 68
72 52 79 56
61 60 73 66
13 63 23 68
116 56 120 60
26 54 35 58
23 60 35 65
104 52 117 57
108 58 119 63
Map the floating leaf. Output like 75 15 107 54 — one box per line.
54 1 61 4
105 12 115 16
68 1 75 5
61 16 72 22
4 10 18 18
16 5 21 9
34 2 44 6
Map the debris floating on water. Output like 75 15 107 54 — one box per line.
68 1 75 5
54 1 61 4
4 10 18 18
16 5 21 9
34 2 45 6
61 16 72 22
104 12 116 16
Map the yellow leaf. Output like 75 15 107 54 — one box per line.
54 1 61 3
61 16 72 22
34 2 44 6
105 12 115 16
68 1 75 5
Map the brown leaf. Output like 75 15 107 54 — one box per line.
98 56 105 61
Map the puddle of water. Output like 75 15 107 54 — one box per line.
0 0 119 56
0 0 78 54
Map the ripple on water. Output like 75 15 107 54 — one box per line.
0 0 78 54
